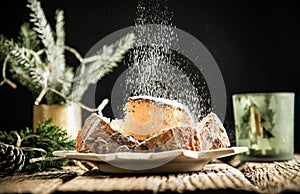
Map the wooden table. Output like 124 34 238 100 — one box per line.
1 155 300 194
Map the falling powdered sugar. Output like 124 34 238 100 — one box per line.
124 0 211 122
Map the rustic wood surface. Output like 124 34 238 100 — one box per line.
56 163 259 193
0 171 77 194
0 155 299 194
238 155 300 194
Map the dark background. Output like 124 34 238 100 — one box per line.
0 0 299 152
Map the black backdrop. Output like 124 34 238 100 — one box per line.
0 0 299 152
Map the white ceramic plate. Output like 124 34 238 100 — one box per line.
53 147 248 173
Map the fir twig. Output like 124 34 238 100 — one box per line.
27 0 56 68
27 0 71 104
0 119 76 172
55 10 66 74
19 23 40 50
3 38 48 90
1 0 136 108
72 32 135 101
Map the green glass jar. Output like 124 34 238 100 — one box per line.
232 92 295 161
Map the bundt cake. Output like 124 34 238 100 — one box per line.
76 96 230 154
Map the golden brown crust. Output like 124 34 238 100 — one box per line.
75 132 84 152
135 127 201 152
198 112 230 150
75 97 230 154
75 113 138 154
140 129 174 150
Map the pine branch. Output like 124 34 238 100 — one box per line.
0 37 47 92
0 35 12 59
0 119 75 172
55 10 66 72
54 10 73 101
1 0 136 108
27 0 56 66
18 23 40 50
72 32 135 101
26 0 71 104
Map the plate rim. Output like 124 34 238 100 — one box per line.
53 146 248 162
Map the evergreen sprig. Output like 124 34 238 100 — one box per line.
72 33 136 101
27 0 57 67
0 0 135 108
18 22 40 50
0 36 46 92
0 119 75 172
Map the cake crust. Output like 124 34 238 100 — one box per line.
75 96 231 154
198 112 230 150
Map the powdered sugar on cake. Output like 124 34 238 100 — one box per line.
76 96 230 154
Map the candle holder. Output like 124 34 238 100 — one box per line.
232 92 295 161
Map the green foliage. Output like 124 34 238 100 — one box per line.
72 33 136 102
0 0 135 106
18 22 41 51
0 119 75 172
1 35 46 93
